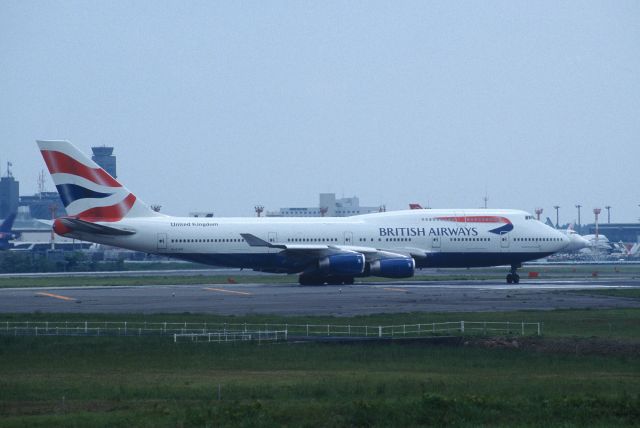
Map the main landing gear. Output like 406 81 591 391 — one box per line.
506 264 520 284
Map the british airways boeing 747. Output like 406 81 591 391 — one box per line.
37 140 570 285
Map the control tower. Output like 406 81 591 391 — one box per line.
91 146 117 178
0 163 19 218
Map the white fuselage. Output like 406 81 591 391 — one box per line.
64 208 569 273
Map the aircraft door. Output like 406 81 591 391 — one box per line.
431 236 441 249
157 233 167 251
500 231 510 250
343 231 353 245
268 232 278 253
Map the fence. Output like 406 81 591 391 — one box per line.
0 320 542 340
173 330 288 343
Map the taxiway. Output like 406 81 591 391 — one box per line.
0 278 638 315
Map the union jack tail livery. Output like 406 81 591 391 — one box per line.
37 140 160 222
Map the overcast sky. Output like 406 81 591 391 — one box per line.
1 1 639 223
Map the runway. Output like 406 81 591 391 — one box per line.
0 278 639 315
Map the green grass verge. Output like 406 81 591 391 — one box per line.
1 310 638 426
0 334 638 427
572 288 640 299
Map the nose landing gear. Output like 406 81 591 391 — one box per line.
506 264 520 284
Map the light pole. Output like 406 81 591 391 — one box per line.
604 205 611 224
535 208 543 221
594 208 601 244
575 204 582 229
553 205 560 228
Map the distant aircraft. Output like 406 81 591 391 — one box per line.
0 212 18 250
581 234 614 253
559 225 591 253
409 203 423 210
37 140 570 285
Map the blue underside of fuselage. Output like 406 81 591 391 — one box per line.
160 251 554 274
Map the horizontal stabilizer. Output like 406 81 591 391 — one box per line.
57 217 136 236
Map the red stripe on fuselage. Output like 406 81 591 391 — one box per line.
436 216 511 224
41 150 121 188
76 193 136 222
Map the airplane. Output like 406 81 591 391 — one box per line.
37 140 570 285
0 212 18 250
559 225 591 253
581 234 614 253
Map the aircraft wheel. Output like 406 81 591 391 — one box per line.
513 274 520 284
506 273 513 284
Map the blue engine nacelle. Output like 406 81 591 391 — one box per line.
369 258 415 278
318 253 365 276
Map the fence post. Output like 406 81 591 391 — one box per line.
85 321 88 334
432 322 435 333
537 322 541 336
327 324 330 336
124 321 127 335
461 321 465 333
521 321 524 336
348 325 351 336
378 326 382 338
507 321 510 334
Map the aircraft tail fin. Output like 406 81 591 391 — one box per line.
36 140 162 222
0 212 16 232
545 217 555 228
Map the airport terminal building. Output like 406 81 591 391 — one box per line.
587 223 640 244
266 193 383 217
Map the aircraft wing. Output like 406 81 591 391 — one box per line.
240 233 424 262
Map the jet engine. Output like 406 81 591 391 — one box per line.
369 257 415 278
318 253 365 276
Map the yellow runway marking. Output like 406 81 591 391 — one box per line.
36 292 76 301
383 287 408 293
204 287 252 296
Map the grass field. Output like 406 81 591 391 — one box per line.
1 309 639 427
